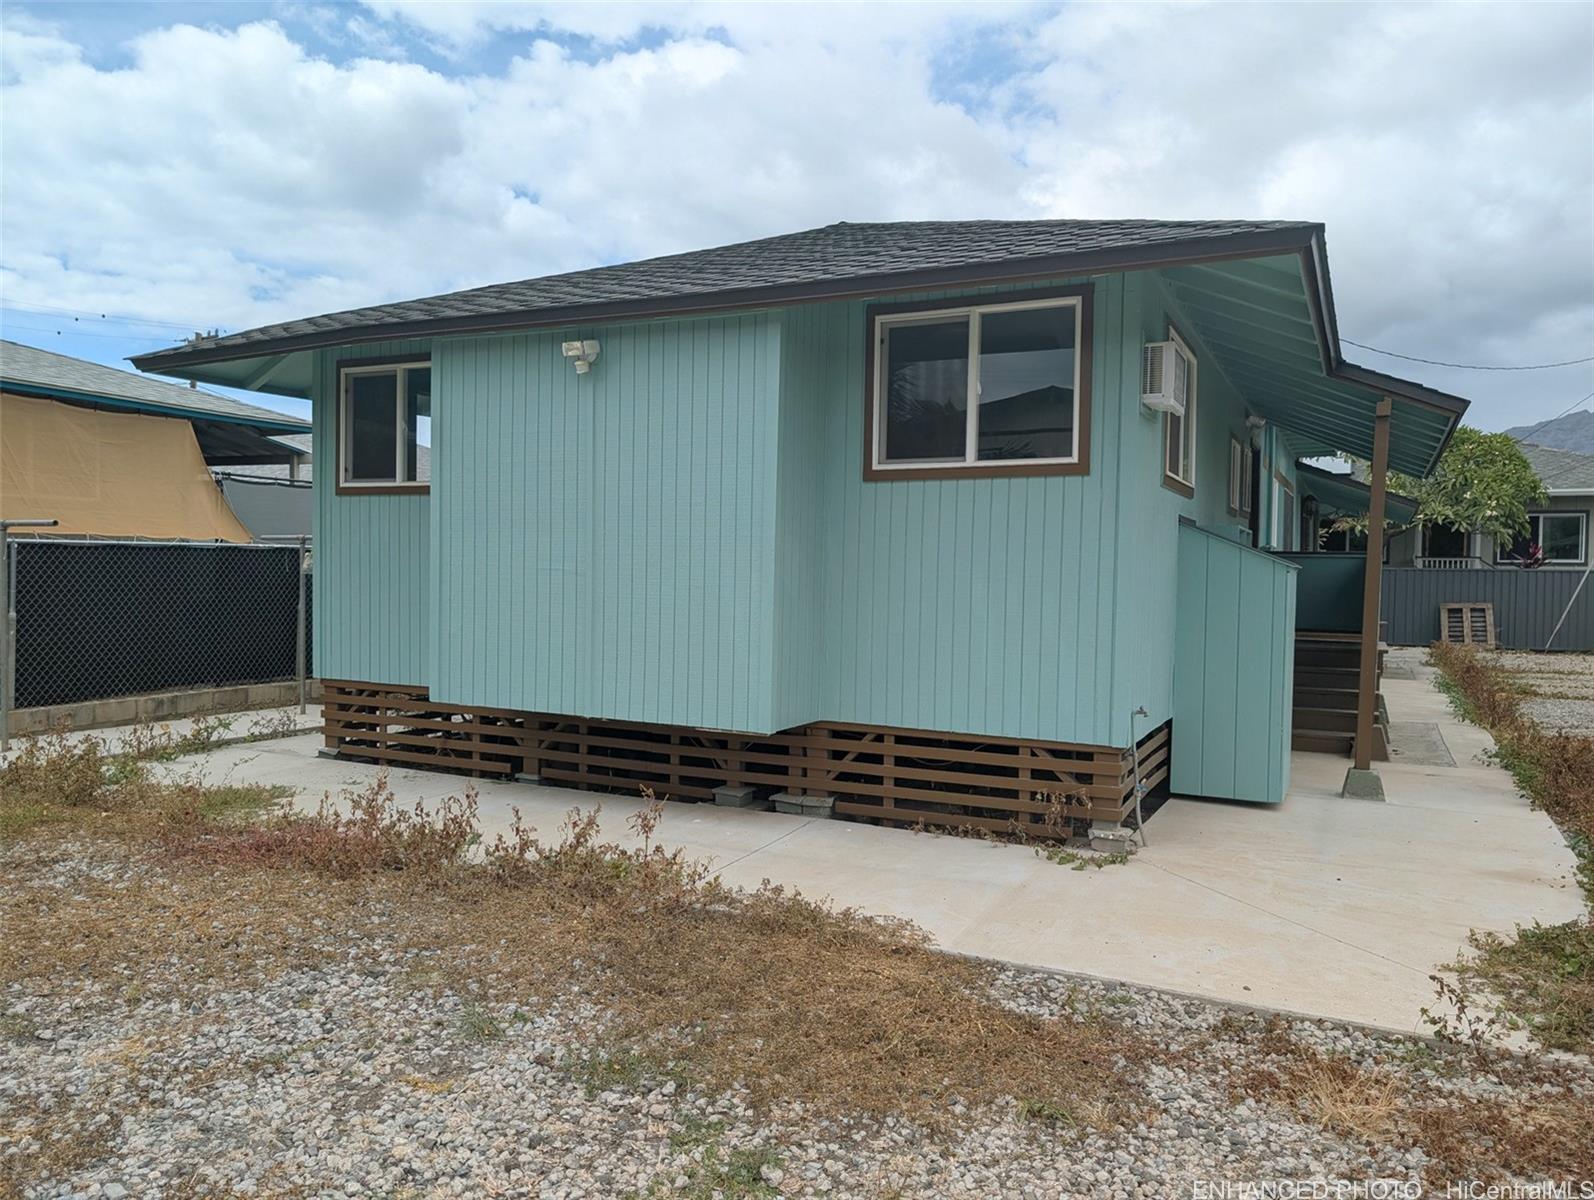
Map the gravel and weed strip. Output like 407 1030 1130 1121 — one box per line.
3 731 1592 1196
1429 643 1594 1055
1208 1014 1594 1187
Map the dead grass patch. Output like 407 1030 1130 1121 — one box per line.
369 798 1136 1125
9 731 1594 1190
0 849 363 997
1286 1053 1402 1142
1229 1023 1594 1185
0 1095 114 1198
2 743 1142 1131
1231 1036 1403 1141
1408 1091 1594 1186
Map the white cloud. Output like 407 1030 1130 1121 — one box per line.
0 2 1589 427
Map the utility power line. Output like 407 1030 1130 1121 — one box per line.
1342 338 1594 371
0 321 176 344
1 301 200 333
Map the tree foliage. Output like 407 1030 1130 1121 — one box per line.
1337 425 1546 543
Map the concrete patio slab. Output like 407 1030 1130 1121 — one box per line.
142 649 1581 1036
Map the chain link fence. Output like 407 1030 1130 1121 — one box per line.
1 533 311 745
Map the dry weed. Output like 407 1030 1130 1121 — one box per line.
1428 643 1594 1055
0 1094 114 1198
4 757 1142 1130
1407 1091 1594 1185
1287 1053 1402 1142
1228 1023 1594 1185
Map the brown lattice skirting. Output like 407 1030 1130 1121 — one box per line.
320 679 1170 835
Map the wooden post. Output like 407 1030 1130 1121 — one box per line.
1354 398 1393 772
323 684 340 754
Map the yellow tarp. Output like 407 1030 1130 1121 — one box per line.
0 391 253 542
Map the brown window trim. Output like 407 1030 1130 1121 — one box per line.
1161 476 1195 500
334 354 433 497
861 283 1093 482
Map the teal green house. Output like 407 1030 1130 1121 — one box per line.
136 220 1468 831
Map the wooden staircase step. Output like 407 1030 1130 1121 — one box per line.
1295 667 1361 690
1293 687 1360 711
1293 730 1354 754
1294 706 1358 734
1296 647 1364 668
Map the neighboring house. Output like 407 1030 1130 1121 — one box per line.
1295 443 1594 651
211 434 430 538
1486 443 1591 569
135 219 1469 822
211 432 432 485
1374 442 1592 570
1 339 309 541
210 433 315 540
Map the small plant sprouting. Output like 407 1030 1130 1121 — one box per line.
1017 1097 1076 1127
1420 973 1514 1074
456 1002 504 1044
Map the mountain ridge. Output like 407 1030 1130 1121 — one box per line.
1505 409 1594 453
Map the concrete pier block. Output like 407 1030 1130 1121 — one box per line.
712 784 771 810
1341 767 1386 801
772 792 835 818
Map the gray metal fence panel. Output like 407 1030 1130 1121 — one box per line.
217 476 313 540
1381 567 1594 650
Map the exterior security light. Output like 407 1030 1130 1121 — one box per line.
561 339 601 374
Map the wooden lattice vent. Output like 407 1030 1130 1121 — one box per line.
1441 602 1495 648
319 680 1171 836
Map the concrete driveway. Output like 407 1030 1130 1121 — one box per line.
163 650 1582 1036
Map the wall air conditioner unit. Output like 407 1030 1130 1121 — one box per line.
1141 341 1188 415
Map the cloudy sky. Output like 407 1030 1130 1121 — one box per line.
1 0 1590 429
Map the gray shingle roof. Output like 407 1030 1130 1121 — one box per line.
2 339 308 430
1519 441 1594 493
135 219 1320 370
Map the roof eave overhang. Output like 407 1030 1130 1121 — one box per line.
0 379 311 434
131 225 1325 376
1293 241 1468 474
1295 462 1420 519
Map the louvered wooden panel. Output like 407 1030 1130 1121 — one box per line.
1440 602 1495 647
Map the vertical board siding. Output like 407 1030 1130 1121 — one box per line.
429 314 783 731
1381 567 1594 650
770 305 830 728
1172 523 1297 803
312 340 432 687
312 266 1301 759
772 275 1152 747
1102 273 1259 749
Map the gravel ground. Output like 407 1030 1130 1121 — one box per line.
1485 650 1594 734
8 842 1587 1200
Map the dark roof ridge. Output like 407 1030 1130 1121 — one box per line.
133 218 1322 374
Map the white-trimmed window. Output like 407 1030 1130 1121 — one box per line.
868 291 1087 478
1228 437 1250 514
338 360 432 492
1270 475 1296 551
1162 327 1197 491
1497 511 1589 565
